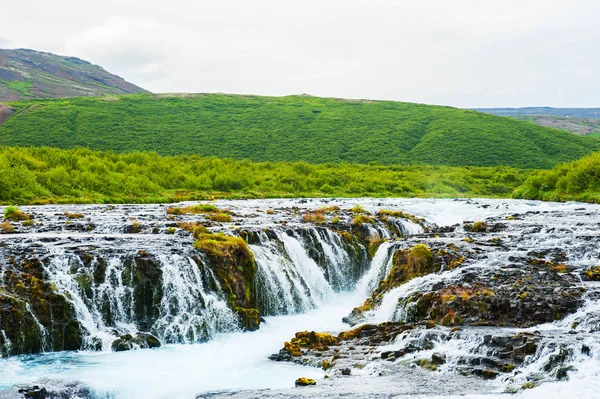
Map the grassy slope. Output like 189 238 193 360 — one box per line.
1 94 598 169
514 150 600 203
0 146 534 205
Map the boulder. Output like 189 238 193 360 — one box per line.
111 332 161 352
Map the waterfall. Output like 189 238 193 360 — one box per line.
42 252 238 349
30 222 384 349
25 303 48 352
274 230 335 305
153 255 239 343
355 241 394 296
252 228 338 316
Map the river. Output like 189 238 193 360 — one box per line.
0 198 598 398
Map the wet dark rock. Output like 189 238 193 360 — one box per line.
17 385 47 399
345 243 466 326
431 352 446 365
582 266 600 281
111 332 161 352
543 347 572 372
0 258 83 356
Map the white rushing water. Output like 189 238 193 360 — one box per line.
0 291 364 398
0 198 599 399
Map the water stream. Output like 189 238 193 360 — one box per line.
0 198 598 398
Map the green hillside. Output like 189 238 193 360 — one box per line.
1 94 599 169
514 150 600 203
0 49 147 101
0 146 533 205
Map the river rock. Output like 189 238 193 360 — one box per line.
294 377 316 387
111 332 161 352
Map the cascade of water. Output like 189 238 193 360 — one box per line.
274 230 334 306
152 255 239 343
25 303 48 352
370 267 466 323
0 330 11 355
252 227 355 316
44 254 116 348
251 237 315 315
94 257 136 332
355 241 394 296
310 228 353 290
42 251 239 349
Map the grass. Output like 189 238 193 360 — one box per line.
166 204 223 215
1 93 599 169
352 214 375 225
3 80 32 97
0 145 539 205
193 233 252 261
3 206 29 221
0 221 14 233
514 150 600 203
207 213 233 222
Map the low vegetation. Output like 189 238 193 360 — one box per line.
514 150 600 203
166 204 223 215
3 206 29 221
193 233 252 261
0 146 538 205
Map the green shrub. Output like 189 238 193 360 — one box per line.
4 206 29 221
0 145 539 205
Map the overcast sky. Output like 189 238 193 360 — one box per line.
2 0 599 107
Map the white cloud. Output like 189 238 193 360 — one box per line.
0 36 12 48
64 16 182 82
2 0 600 106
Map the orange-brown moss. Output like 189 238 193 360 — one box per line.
64 212 84 219
166 204 225 215
471 221 487 232
583 266 600 281
207 213 233 222
1 221 15 233
352 214 375 226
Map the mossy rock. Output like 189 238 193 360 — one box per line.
0 259 84 356
195 233 261 331
295 377 316 386
582 266 600 281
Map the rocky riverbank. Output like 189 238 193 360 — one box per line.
267 204 600 395
0 199 598 398
0 200 420 357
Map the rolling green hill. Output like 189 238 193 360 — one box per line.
0 49 147 101
1 93 599 169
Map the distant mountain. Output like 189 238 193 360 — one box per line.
1 93 599 169
474 107 600 118
512 115 600 138
474 107 600 137
0 49 148 101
